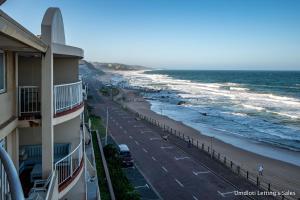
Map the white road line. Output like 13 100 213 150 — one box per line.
134 125 145 128
119 126 122 129
217 191 225 197
160 146 173 149
129 135 133 139
162 166 168 173
150 137 161 141
192 171 210 176
135 141 140 145
222 191 234 196
142 148 148 153
192 195 199 200
174 156 190 161
135 184 149 189
174 179 184 187
151 156 157 161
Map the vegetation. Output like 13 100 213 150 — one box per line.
91 130 111 200
90 114 106 138
100 88 110 96
104 145 140 200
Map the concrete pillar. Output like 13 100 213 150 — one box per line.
41 46 54 178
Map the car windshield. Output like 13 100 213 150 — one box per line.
120 151 131 157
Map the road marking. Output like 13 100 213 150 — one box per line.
160 146 173 149
129 135 133 139
135 184 149 189
192 171 210 176
119 126 122 129
174 156 190 161
142 148 148 153
123 130 127 134
151 156 157 161
135 141 140 145
192 195 199 200
115 122 119 125
134 125 145 128
174 179 184 187
150 137 161 141
162 166 168 173
217 191 234 197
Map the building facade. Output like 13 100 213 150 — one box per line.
0 7 93 200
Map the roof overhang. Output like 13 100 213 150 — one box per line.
0 10 48 53
53 43 84 58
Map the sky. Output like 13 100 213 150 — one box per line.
1 0 300 70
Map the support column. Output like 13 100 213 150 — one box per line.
41 46 54 178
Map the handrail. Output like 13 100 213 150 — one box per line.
54 140 83 186
54 80 82 88
54 140 82 165
0 146 25 200
45 171 57 200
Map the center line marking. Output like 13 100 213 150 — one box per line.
160 146 173 149
174 156 190 161
193 195 199 200
135 141 140 145
150 138 161 141
174 179 184 187
129 135 133 139
193 171 210 176
151 156 157 161
162 166 168 173
142 148 148 153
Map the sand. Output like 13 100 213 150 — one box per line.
115 88 300 198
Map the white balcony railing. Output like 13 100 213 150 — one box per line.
54 140 83 186
54 81 83 115
18 86 40 117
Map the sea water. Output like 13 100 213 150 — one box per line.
116 70 300 166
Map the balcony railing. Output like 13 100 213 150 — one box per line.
18 86 40 117
0 146 25 200
54 81 83 115
18 81 83 117
54 140 83 187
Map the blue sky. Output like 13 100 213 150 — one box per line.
2 0 300 70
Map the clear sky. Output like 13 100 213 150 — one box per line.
2 0 300 70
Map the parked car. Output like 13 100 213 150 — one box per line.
118 144 134 167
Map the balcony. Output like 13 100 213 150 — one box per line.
18 81 83 119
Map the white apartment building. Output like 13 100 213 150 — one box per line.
0 7 96 200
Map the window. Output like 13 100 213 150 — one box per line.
0 51 5 93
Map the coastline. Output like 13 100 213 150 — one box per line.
115 88 300 197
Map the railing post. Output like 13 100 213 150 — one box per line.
54 86 57 115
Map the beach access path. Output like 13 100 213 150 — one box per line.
86 80 277 200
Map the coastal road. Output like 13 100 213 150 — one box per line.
86 83 247 200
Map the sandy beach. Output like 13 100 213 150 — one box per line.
113 88 300 198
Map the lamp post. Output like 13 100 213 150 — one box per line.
105 107 109 145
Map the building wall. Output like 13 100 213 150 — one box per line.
54 116 81 151
54 58 79 85
0 51 16 128
19 127 42 145
18 56 41 87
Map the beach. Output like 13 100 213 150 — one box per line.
114 87 300 198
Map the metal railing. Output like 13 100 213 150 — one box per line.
18 86 40 117
0 146 24 200
54 81 83 115
54 140 83 186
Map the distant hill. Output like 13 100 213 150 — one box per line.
92 62 150 71
79 60 105 76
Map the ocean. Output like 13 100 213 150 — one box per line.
115 70 300 165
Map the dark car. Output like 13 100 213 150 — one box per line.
118 144 134 167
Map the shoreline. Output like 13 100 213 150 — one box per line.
114 88 300 197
